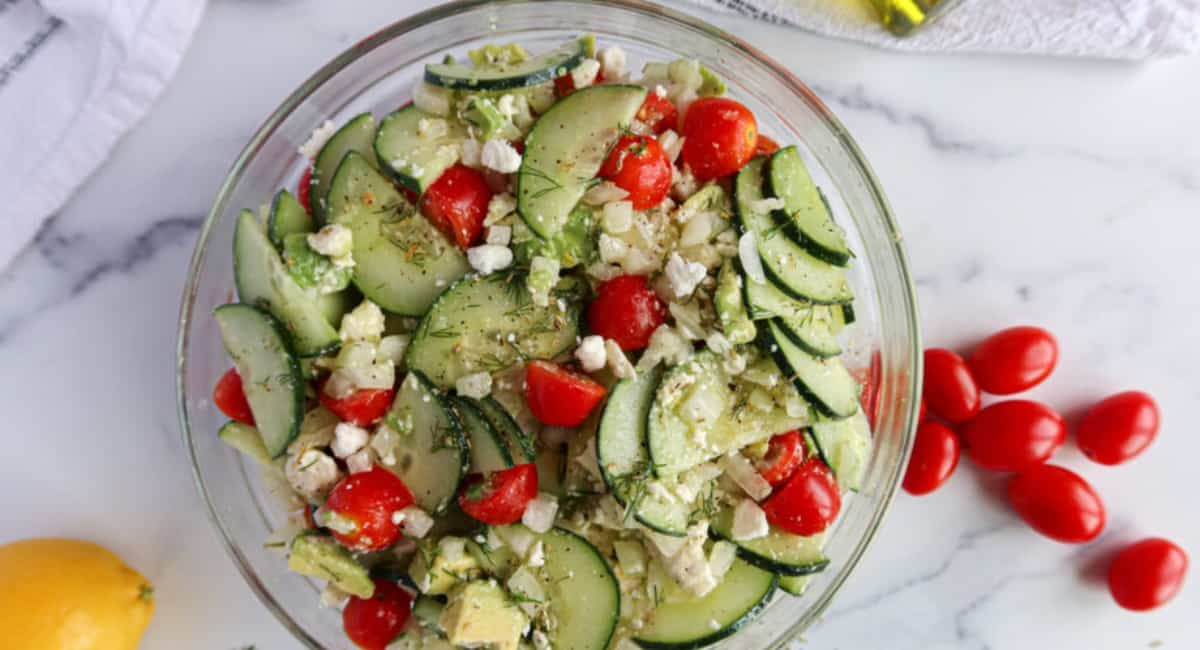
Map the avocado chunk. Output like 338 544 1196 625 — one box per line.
440 580 530 650
280 233 352 293
410 536 482 595
698 64 727 96
287 535 374 598
715 260 756 344
513 203 597 268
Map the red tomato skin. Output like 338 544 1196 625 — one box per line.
419 163 492 249
903 420 961 495
923 348 982 424
1007 464 1105 543
458 463 539 525
857 350 883 430
297 166 313 214
962 400 1066 472
1108 538 1189 611
754 134 780 157
680 97 758 181
343 578 413 650
636 91 679 134
598 134 672 210
214 368 255 425
325 466 415 552
918 397 927 422
319 386 395 427
553 66 598 97
1076 391 1160 465
587 275 667 351
524 361 607 427
755 430 804 487
969 326 1058 395
762 458 841 536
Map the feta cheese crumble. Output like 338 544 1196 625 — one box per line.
467 244 514 275
339 300 386 343
298 120 337 159
521 493 559 533
598 233 629 264
285 449 340 498
720 453 774 501
570 58 601 89
598 46 627 81
574 335 607 372
306 224 354 268
665 252 707 298
455 371 493 399
397 505 435 539
460 137 483 168
731 498 770 541
481 138 522 174
331 422 369 458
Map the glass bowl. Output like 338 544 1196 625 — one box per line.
176 1 922 647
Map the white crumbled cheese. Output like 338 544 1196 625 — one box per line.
731 498 771 541
526 540 546 567
606 339 637 379
598 46 627 81
340 300 386 343
658 130 685 164
738 232 767 284
317 509 358 535
334 363 395 392
455 371 493 399
486 224 512 245
601 200 634 233
331 422 370 458
481 138 522 173
583 180 630 205
285 449 341 498
521 493 559 533
574 335 607 372
416 117 449 140
438 536 467 564
665 529 718 596
460 137 483 168
665 252 707 298
706 332 731 355
324 369 356 399
679 212 714 247
371 425 400 466
708 541 738 581
346 448 373 474
467 244 514 275
637 325 693 370
750 197 785 213
306 224 354 267
377 335 410 365
398 505 434 539
413 81 452 116
671 165 700 201
570 58 601 89
598 233 629 264
298 120 338 159
319 583 350 609
720 453 773 501
485 192 517 225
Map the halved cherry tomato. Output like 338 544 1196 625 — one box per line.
903 420 960 495
419 163 492 249
754 134 780 157
297 166 313 214
969 326 1058 395
1108 538 1189 611
343 578 413 650
681 97 758 181
755 431 804 487
1007 464 1105 543
598 134 672 210
524 361 607 427
213 368 254 425
587 274 667 351
923 348 981 424
636 91 678 134
855 350 883 430
1076 390 1160 465
324 465 415 552
761 458 841 536
458 463 539 525
962 400 1065 472
319 383 395 427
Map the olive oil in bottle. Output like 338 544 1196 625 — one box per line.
868 0 962 36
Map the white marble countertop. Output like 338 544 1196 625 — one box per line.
1 1 1197 648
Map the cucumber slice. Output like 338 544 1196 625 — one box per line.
711 509 829 576
316 288 359 328
733 157 853 305
541 528 620 650
405 271 580 389
288 534 374 599
383 372 469 513
762 319 860 420
233 209 340 356
311 113 377 225
742 269 841 358
778 574 812 596
536 442 567 497
517 84 647 239
213 304 304 458
597 366 689 536
809 410 871 491
635 558 776 650
715 260 756 345
268 188 312 248
327 152 470 316
217 421 272 467
375 106 467 194
765 146 852 266
424 36 590 91
475 397 537 463
449 396 514 474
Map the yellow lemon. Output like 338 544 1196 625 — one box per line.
0 538 154 650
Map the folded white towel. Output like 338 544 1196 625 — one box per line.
0 0 207 270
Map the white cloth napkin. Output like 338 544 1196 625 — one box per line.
0 0 206 270
686 0 1200 58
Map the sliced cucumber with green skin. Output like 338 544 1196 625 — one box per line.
597 366 689 536
535 442 567 497
475 397 537 463
268 188 312 248
540 527 620 650
809 410 871 491
765 146 852 266
375 106 467 194
288 534 374 599
217 421 273 467
213 304 305 458
517 84 647 239
710 509 830 576
383 372 469 513
405 271 580 389
233 209 341 356
316 287 359 328
635 558 777 650
449 396 514 474
424 36 590 91
733 157 853 305
327 152 470 316
762 319 860 420
311 113 377 225
715 259 756 345
778 574 812 596
742 267 841 358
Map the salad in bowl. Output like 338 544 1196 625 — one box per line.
209 33 872 650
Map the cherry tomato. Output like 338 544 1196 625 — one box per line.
962 400 1065 472
458 463 539 525
754 134 780 157
1108 538 1189 611
598 134 672 210
918 397 927 422
213 368 254 425
1007 464 1105 543
680 97 758 181
524 361 607 427
969 326 1058 395
419 163 492 249
636 91 679 134
856 350 883 430
1076 391 1160 465
324 465 415 552
923 348 981 424
343 578 413 650
587 274 667 351
319 384 395 427
755 431 804 487
297 166 313 214
762 458 841 536
903 420 961 496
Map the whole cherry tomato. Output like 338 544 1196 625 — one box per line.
587 274 667 351
1108 538 1189 611
324 466 415 552
458 463 539 525
680 97 758 181
962 400 1065 472
969 325 1058 395
923 348 981 424
297 166 313 214
598 134 672 210
1007 464 1105 543
755 430 804 487
636 91 678 134
419 163 492 249
903 420 960 496
761 458 841 536
343 578 413 650
1076 391 1160 465
524 361 607 427
213 368 255 425
319 384 395 427
754 134 780 157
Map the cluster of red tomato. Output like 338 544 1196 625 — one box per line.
904 325 1188 612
